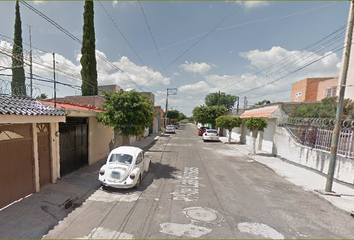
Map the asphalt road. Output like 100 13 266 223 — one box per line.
44 123 354 239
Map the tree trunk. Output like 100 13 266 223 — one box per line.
228 129 232 143
249 129 258 155
122 135 130 145
109 128 121 152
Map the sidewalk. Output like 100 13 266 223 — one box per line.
219 136 354 216
0 131 164 239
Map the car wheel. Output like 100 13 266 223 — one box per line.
134 175 141 189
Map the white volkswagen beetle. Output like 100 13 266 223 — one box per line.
98 146 151 189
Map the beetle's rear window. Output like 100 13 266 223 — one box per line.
109 153 133 165
206 130 218 134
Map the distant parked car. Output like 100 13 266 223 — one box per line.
202 129 219 142
165 125 176 134
198 126 210 136
173 122 180 129
98 146 151 189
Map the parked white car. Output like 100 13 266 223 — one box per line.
202 129 220 142
98 146 151 189
165 125 176 134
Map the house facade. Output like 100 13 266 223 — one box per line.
0 95 65 209
40 96 114 177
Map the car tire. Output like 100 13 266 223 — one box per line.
134 175 141 189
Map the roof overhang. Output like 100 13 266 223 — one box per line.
240 106 278 119
39 101 104 117
0 114 66 124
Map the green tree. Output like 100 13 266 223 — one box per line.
36 93 48 100
11 1 26 97
216 116 242 143
80 1 98 96
254 99 270 106
167 110 180 120
193 105 226 127
178 112 187 121
205 92 238 111
98 90 154 150
290 97 354 119
243 117 268 155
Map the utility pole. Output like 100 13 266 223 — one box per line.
243 96 248 109
53 53 56 108
165 88 177 126
26 24 33 98
325 1 354 192
218 90 220 106
236 96 240 114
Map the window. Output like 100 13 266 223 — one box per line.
325 86 337 97
109 153 133 165
136 153 143 165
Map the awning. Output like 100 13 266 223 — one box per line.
240 107 277 118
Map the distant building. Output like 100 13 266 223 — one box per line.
141 92 155 105
290 77 338 102
98 85 121 95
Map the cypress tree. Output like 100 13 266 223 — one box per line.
11 0 26 97
80 1 98 96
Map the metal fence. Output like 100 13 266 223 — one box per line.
282 117 354 159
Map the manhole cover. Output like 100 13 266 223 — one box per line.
183 207 223 223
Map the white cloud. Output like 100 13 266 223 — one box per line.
235 1 270 10
33 1 46 5
97 55 170 88
240 46 341 77
180 61 212 75
178 81 211 94
236 46 342 106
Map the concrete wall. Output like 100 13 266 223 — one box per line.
273 126 354 185
88 117 113 164
261 119 276 153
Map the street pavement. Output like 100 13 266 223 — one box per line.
0 124 353 239
218 136 354 217
0 131 164 239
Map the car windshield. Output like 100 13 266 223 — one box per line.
167 126 174 129
108 153 133 165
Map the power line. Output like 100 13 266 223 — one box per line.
19 0 151 92
97 0 145 66
138 1 168 76
237 46 344 96
220 24 346 92
141 2 244 89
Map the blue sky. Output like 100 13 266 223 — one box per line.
0 1 350 116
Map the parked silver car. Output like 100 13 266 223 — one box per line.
165 125 176 134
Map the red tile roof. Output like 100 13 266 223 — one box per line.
39 101 105 112
240 108 277 118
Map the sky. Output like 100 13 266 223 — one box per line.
0 1 351 116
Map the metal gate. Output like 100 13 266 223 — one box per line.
37 123 51 187
0 124 34 209
59 118 88 177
